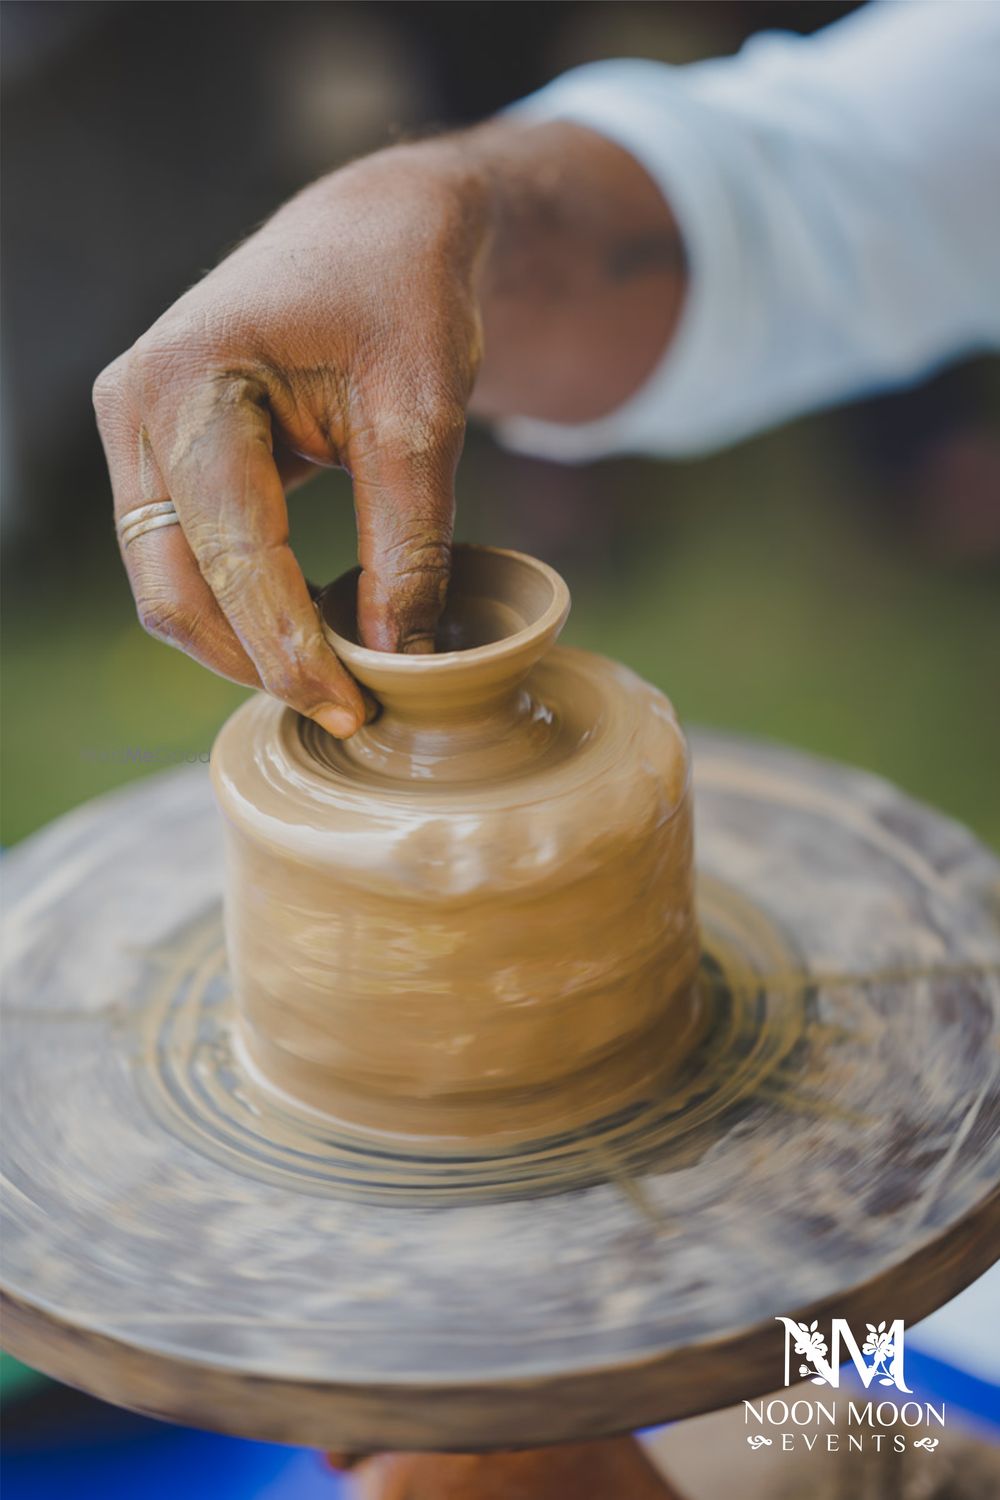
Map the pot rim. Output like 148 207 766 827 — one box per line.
318 542 571 678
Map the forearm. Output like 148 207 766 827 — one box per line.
464 119 687 425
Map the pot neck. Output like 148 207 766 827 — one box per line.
336 683 558 783
315 546 571 784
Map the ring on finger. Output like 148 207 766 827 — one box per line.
117 500 181 549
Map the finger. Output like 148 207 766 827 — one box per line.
348 395 465 653
94 364 261 687
120 521 263 687
150 372 366 736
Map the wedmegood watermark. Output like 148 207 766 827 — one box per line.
79 745 211 765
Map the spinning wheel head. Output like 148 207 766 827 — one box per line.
2 733 999 1450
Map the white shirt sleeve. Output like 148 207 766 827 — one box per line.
498 0 1000 461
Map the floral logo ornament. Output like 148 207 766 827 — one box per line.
791 1319 832 1386
775 1315 912 1392
913 1438 940 1452
862 1322 897 1386
747 1436 773 1450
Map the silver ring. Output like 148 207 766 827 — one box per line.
117 500 180 549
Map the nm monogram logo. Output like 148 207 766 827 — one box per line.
775 1316 912 1392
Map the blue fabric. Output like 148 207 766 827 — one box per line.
905 1347 1000 1435
0 1424 345 1500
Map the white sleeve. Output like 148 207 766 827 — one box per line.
498 0 1000 461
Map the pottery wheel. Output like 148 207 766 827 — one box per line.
2 731 999 1450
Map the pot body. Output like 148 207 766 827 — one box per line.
211 548 701 1143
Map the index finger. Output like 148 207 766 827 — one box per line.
148 371 366 737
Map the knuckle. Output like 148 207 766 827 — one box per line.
125 334 207 397
196 540 275 605
257 633 350 711
372 396 466 462
125 338 174 386
257 657 326 710
92 358 128 417
421 391 467 437
385 535 452 584
195 541 242 597
136 594 199 647
256 660 298 703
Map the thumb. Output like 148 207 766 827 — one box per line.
349 398 465 653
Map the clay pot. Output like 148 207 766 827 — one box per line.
211 545 700 1144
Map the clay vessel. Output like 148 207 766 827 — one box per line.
211 545 701 1144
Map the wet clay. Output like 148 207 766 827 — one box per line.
210 545 701 1143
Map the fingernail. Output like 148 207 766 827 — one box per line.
314 704 361 739
401 634 435 656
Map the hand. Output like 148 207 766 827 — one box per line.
94 124 684 737
94 141 488 736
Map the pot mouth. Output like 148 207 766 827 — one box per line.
318 544 570 688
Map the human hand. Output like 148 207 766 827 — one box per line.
93 140 489 736
94 123 683 737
